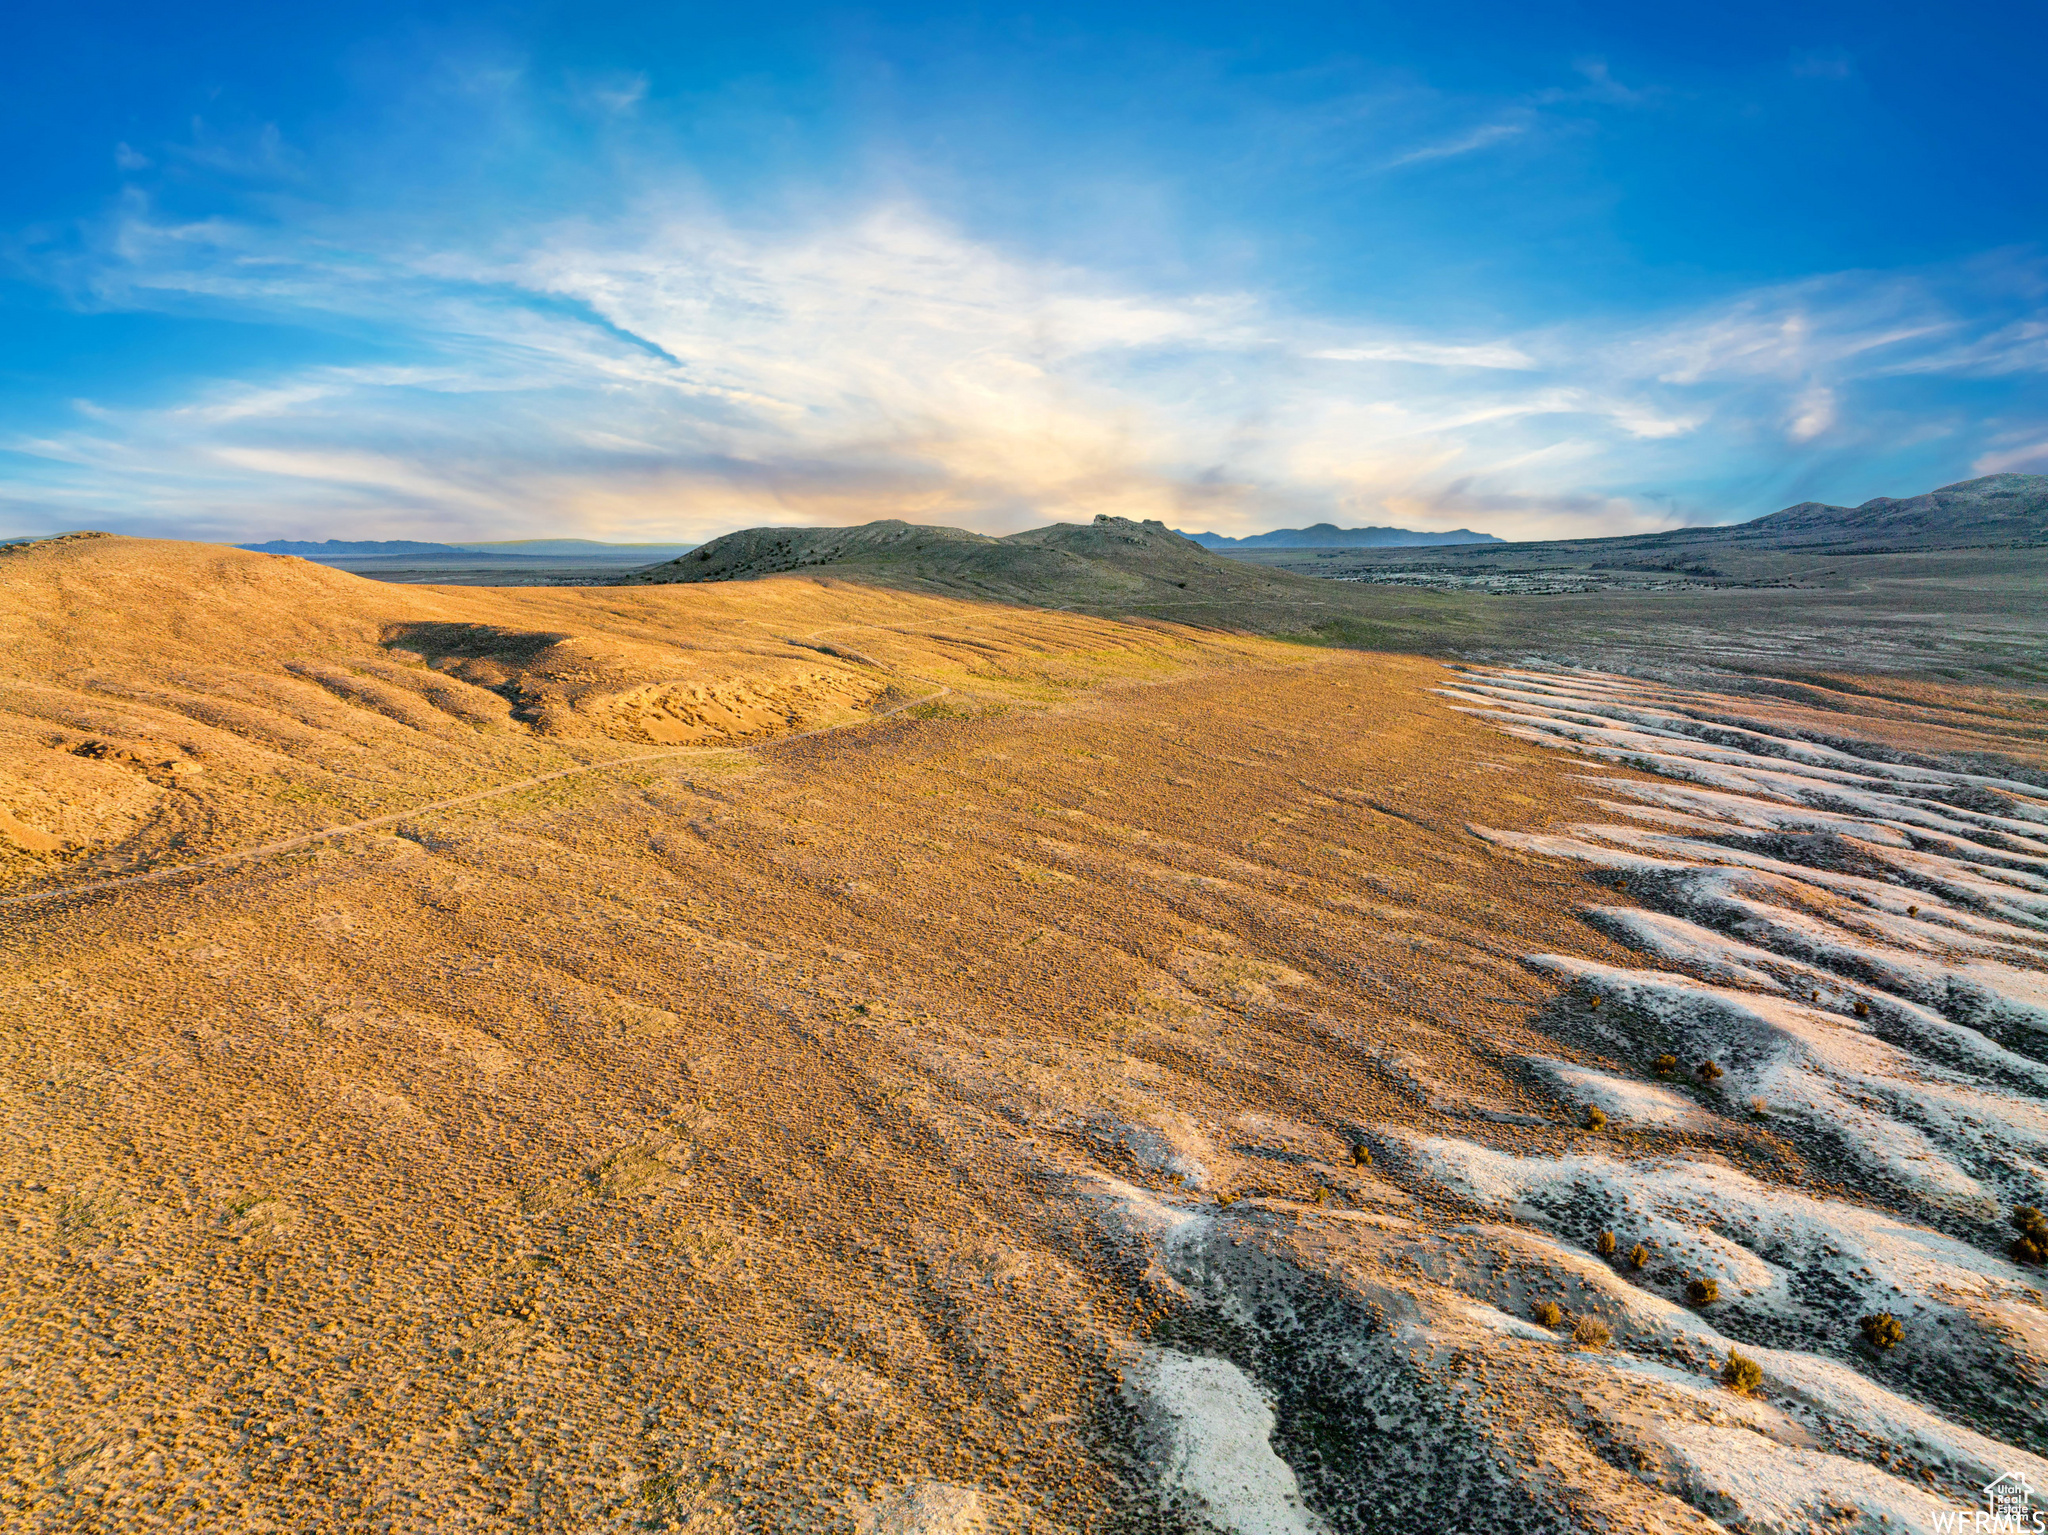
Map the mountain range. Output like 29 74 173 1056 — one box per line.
1178 523 1502 548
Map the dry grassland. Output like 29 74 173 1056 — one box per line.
3 535 2041 1533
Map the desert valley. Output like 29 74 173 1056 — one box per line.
2 476 2045 1533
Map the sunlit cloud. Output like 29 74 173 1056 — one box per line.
7 151 2046 545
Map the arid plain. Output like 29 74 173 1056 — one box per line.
4 532 2047 1533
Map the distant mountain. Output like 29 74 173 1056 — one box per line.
240 539 468 556
450 539 700 557
1179 524 1502 549
1729 473 2048 549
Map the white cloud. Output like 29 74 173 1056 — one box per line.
1973 437 2048 475
8 187 2045 546
1311 341 1536 369
1383 120 1526 168
1786 385 1837 442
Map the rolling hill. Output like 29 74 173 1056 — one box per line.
618 513 1488 646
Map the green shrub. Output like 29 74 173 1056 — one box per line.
1596 1230 1618 1258
1587 994 1603 1010
1859 1312 1904 1351
1532 1301 1563 1328
1583 1105 1607 1131
1628 1243 1650 1271
1853 999 1871 1018
1696 1060 1724 1083
1573 1316 1611 1349
1686 1277 1719 1306
1351 1144 1371 1166
1722 1349 1763 1394
1652 1054 1677 1076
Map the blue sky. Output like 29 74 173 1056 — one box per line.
4 1 2044 544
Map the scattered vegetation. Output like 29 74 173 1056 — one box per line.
2011 1207 2048 1266
1532 1301 1563 1329
1582 1105 1607 1131
1652 1054 1677 1076
1587 994 1603 1010
1596 1230 1618 1258
1854 999 1871 1018
1351 1144 1372 1166
1860 1312 1905 1351
1572 1316 1612 1350
1628 1243 1650 1271
1748 1097 1770 1117
1687 1277 1720 1306
1696 1060 1724 1083
1907 904 1920 918
1721 1349 1764 1395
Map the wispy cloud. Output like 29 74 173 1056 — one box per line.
7 156 2045 544
1382 120 1527 168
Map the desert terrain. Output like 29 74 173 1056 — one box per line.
4 528 2047 1533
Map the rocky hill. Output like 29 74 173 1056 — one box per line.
619 513 1457 638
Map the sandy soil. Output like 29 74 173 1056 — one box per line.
3 536 2044 1533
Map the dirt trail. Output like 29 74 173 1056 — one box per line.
0 687 952 911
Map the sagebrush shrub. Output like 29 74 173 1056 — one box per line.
1696 1060 1724 1083
1686 1277 1719 1305
1722 1348 1763 1394
1860 1312 1904 1350
1532 1301 1563 1328
1652 1054 1677 1076
1583 1105 1607 1131
1596 1230 1618 1258
1573 1316 1611 1349
1628 1243 1650 1270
